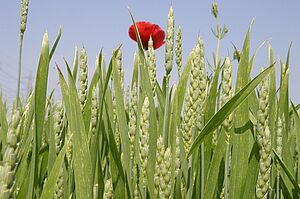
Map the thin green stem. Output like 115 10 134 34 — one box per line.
215 19 221 68
201 143 204 199
224 142 230 199
215 37 221 67
141 186 146 199
162 75 170 145
277 172 280 199
17 34 24 107
187 157 192 198
130 158 133 186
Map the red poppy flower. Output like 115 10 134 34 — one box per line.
128 21 165 50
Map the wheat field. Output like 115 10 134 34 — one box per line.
0 1 300 199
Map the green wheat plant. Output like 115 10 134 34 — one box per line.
1 1 300 199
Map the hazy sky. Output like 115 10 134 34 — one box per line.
0 1 299 104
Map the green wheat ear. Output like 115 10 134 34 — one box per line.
219 57 233 198
20 0 29 35
256 72 271 199
53 101 65 199
0 110 21 199
182 47 198 153
221 57 233 142
66 129 73 166
175 25 182 78
125 85 130 112
128 82 138 160
276 115 283 164
139 96 150 185
195 37 207 131
115 49 124 91
54 101 64 155
53 168 64 199
161 147 172 198
211 1 218 19
154 136 165 196
182 37 206 153
164 6 175 78
112 97 120 149
79 48 88 111
275 114 283 196
20 91 33 138
147 37 157 97
90 86 98 137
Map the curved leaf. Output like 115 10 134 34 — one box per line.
188 64 274 157
40 145 66 199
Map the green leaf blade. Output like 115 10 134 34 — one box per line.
188 64 274 156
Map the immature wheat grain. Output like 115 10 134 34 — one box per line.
115 49 124 91
79 48 88 111
256 126 272 199
293 136 299 174
276 115 283 197
147 37 157 96
161 148 172 198
103 178 113 199
256 73 271 199
220 57 233 198
54 168 64 199
175 25 182 78
256 71 270 146
139 97 150 185
181 48 198 152
164 6 174 77
90 86 98 136
0 110 21 199
221 57 233 142
134 187 140 199
133 159 140 199
66 129 73 166
154 136 165 196
18 91 33 146
20 0 29 35
182 42 205 152
276 115 283 162
195 37 207 131
112 97 120 149
128 82 138 160
125 85 130 112
182 88 194 153
22 91 33 126
54 101 64 155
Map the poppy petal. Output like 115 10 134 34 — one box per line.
128 25 137 41
151 26 165 49
128 21 165 50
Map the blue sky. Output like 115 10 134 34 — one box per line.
0 1 300 104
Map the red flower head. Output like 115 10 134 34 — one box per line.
128 21 165 50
